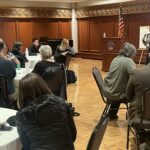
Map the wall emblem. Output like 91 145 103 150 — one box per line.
107 41 114 50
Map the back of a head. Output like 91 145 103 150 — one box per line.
12 41 22 51
119 42 137 58
39 45 52 60
18 73 51 108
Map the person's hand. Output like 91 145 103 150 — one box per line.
62 51 68 56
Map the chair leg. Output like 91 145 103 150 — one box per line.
127 124 130 150
135 130 140 150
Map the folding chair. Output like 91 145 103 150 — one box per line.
127 88 150 150
92 67 128 118
0 74 10 108
86 113 109 150
42 64 67 100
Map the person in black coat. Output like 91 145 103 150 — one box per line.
11 41 28 68
28 38 40 56
54 38 75 65
16 73 76 150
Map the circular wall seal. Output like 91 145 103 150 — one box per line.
107 41 114 50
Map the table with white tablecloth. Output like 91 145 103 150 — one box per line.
0 108 21 150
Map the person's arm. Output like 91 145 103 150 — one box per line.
126 73 135 102
66 46 75 57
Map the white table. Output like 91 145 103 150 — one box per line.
0 108 21 150
14 68 33 88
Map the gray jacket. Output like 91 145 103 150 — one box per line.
102 55 136 101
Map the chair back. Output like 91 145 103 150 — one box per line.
92 67 107 103
86 115 109 150
42 64 67 100
0 74 10 107
142 89 150 120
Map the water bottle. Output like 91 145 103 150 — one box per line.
25 48 29 59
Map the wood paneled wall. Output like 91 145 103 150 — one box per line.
77 13 150 59
0 19 71 51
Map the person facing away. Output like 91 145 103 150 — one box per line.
102 42 137 120
28 38 40 56
16 73 77 150
32 45 67 99
126 64 150 149
0 41 17 106
11 41 28 68
54 38 75 64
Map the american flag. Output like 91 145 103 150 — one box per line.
118 7 125 38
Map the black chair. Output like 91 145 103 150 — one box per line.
86 113 109 150
126 89 150 150
0 74 10 108
42 64 67 100
92 67 128 118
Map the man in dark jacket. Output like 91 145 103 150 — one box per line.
0 42 16 105
126 64 150 149
28 38 40 56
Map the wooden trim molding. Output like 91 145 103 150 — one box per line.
76 3 150 18
0 8 72 18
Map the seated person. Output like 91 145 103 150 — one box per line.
0 42 17 106
32 45 66 99
28 38 40 56
3 43 20 66
54 38 75 65
16 73 76 150
11 41 28 68
102 42 137 120
126 64 150 149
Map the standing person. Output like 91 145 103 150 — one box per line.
16 73 76 150
102 42 137 120
142 33 150 64
28 38 40 56
54 38 75 65
126 64 150 149
0 42 17 106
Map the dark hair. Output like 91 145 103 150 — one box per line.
0 42 4 51
32 38 38 43
18 73 51 109
12 41 22 52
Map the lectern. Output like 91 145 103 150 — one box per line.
102 37 125 72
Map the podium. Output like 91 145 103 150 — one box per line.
102 37 125 72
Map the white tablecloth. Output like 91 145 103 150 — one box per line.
0 108 21 150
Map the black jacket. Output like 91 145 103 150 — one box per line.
54 46 75 64
16 94 76 150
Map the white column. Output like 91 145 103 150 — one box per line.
71 8 78 52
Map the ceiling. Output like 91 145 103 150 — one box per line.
0 0 148 8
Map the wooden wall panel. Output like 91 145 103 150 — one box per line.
78 19 89 52
48 21 59 39
18 21 33 50
34 21 48 39
2 21 17 49
59 20 71 39
89 18 100 52
128 14 143 48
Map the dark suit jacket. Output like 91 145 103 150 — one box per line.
126 64 150 124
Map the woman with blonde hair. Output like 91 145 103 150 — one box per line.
54 38 75 64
